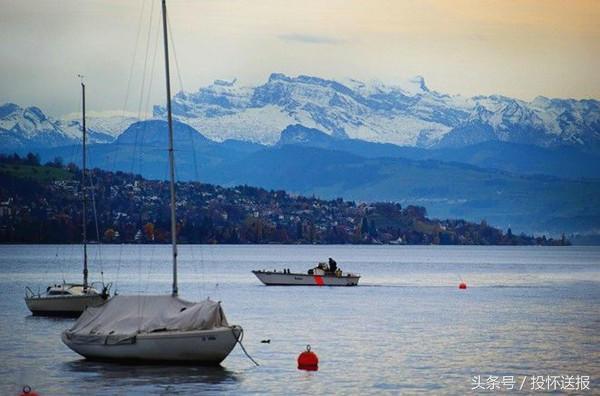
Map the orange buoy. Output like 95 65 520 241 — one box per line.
297 344 319 371
459 282 467 289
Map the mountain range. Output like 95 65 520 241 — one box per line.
153 73 600 150
0 103 133 151
2 73 599 236
3 73 599 151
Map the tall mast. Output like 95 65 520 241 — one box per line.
161 0 178 296
80 78 88 290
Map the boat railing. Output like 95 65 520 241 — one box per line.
25 286 40 298
91 281 112 298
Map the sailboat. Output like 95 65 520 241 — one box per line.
62 0 242 364
25 80 110 317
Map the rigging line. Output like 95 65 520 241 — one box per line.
166 13 205 296
121 0 146 117
83 153 108 286
115 239 123 294
187 119 200 251
199 235 206 296
130 0 156 177
189 227 200 296
143 241 159 294
142 11 162 123
61 85 79 171
208 244 219 299
87 169 104 279
109 0 146 189
137 240 142 295
136 0 155 120
65 85 81 186
167 103 204 295
166 13 185 94
138 245 157 330
55 246 64 284
135 19 161 214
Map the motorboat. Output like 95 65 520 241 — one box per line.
253 261 360 286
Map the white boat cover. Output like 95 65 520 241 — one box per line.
64 295 229 345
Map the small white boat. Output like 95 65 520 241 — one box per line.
253 261 360 286
25 283 109 317
24 78 110 317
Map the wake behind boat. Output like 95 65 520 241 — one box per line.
253 258 360 286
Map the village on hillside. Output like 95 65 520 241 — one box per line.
0 153 568 246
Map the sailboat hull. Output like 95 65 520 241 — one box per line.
62 326 241 364
25 294 106 317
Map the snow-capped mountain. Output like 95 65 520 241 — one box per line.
4 73 599 152
0 103 79 150
60 111 140 141
0 103 135 152
154 73 600 149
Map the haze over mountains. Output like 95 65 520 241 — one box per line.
1 73 599 236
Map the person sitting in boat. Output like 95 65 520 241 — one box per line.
335 267 342 277
328 258 337 274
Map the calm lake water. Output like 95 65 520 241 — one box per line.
0 245 599 395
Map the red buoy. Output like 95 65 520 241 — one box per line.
297 344 319 371
20 385 39 396
459 282 467 289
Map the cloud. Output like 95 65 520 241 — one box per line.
277 33 344 45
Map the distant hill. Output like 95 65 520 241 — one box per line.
215 144 600 236
29 121 600 236
0 157 568 246
277 124 600 179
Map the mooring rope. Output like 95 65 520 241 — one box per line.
232 327 260 366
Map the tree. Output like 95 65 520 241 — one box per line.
361 217 369 235
369 219 377 237
47 156 64 168
103 228 116 242
143 222 155 241
25 152 40 166
403 205 427 219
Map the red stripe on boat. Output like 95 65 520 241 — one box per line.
313 275 324 286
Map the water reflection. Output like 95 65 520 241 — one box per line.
25 315 76 323
64 359 239 388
